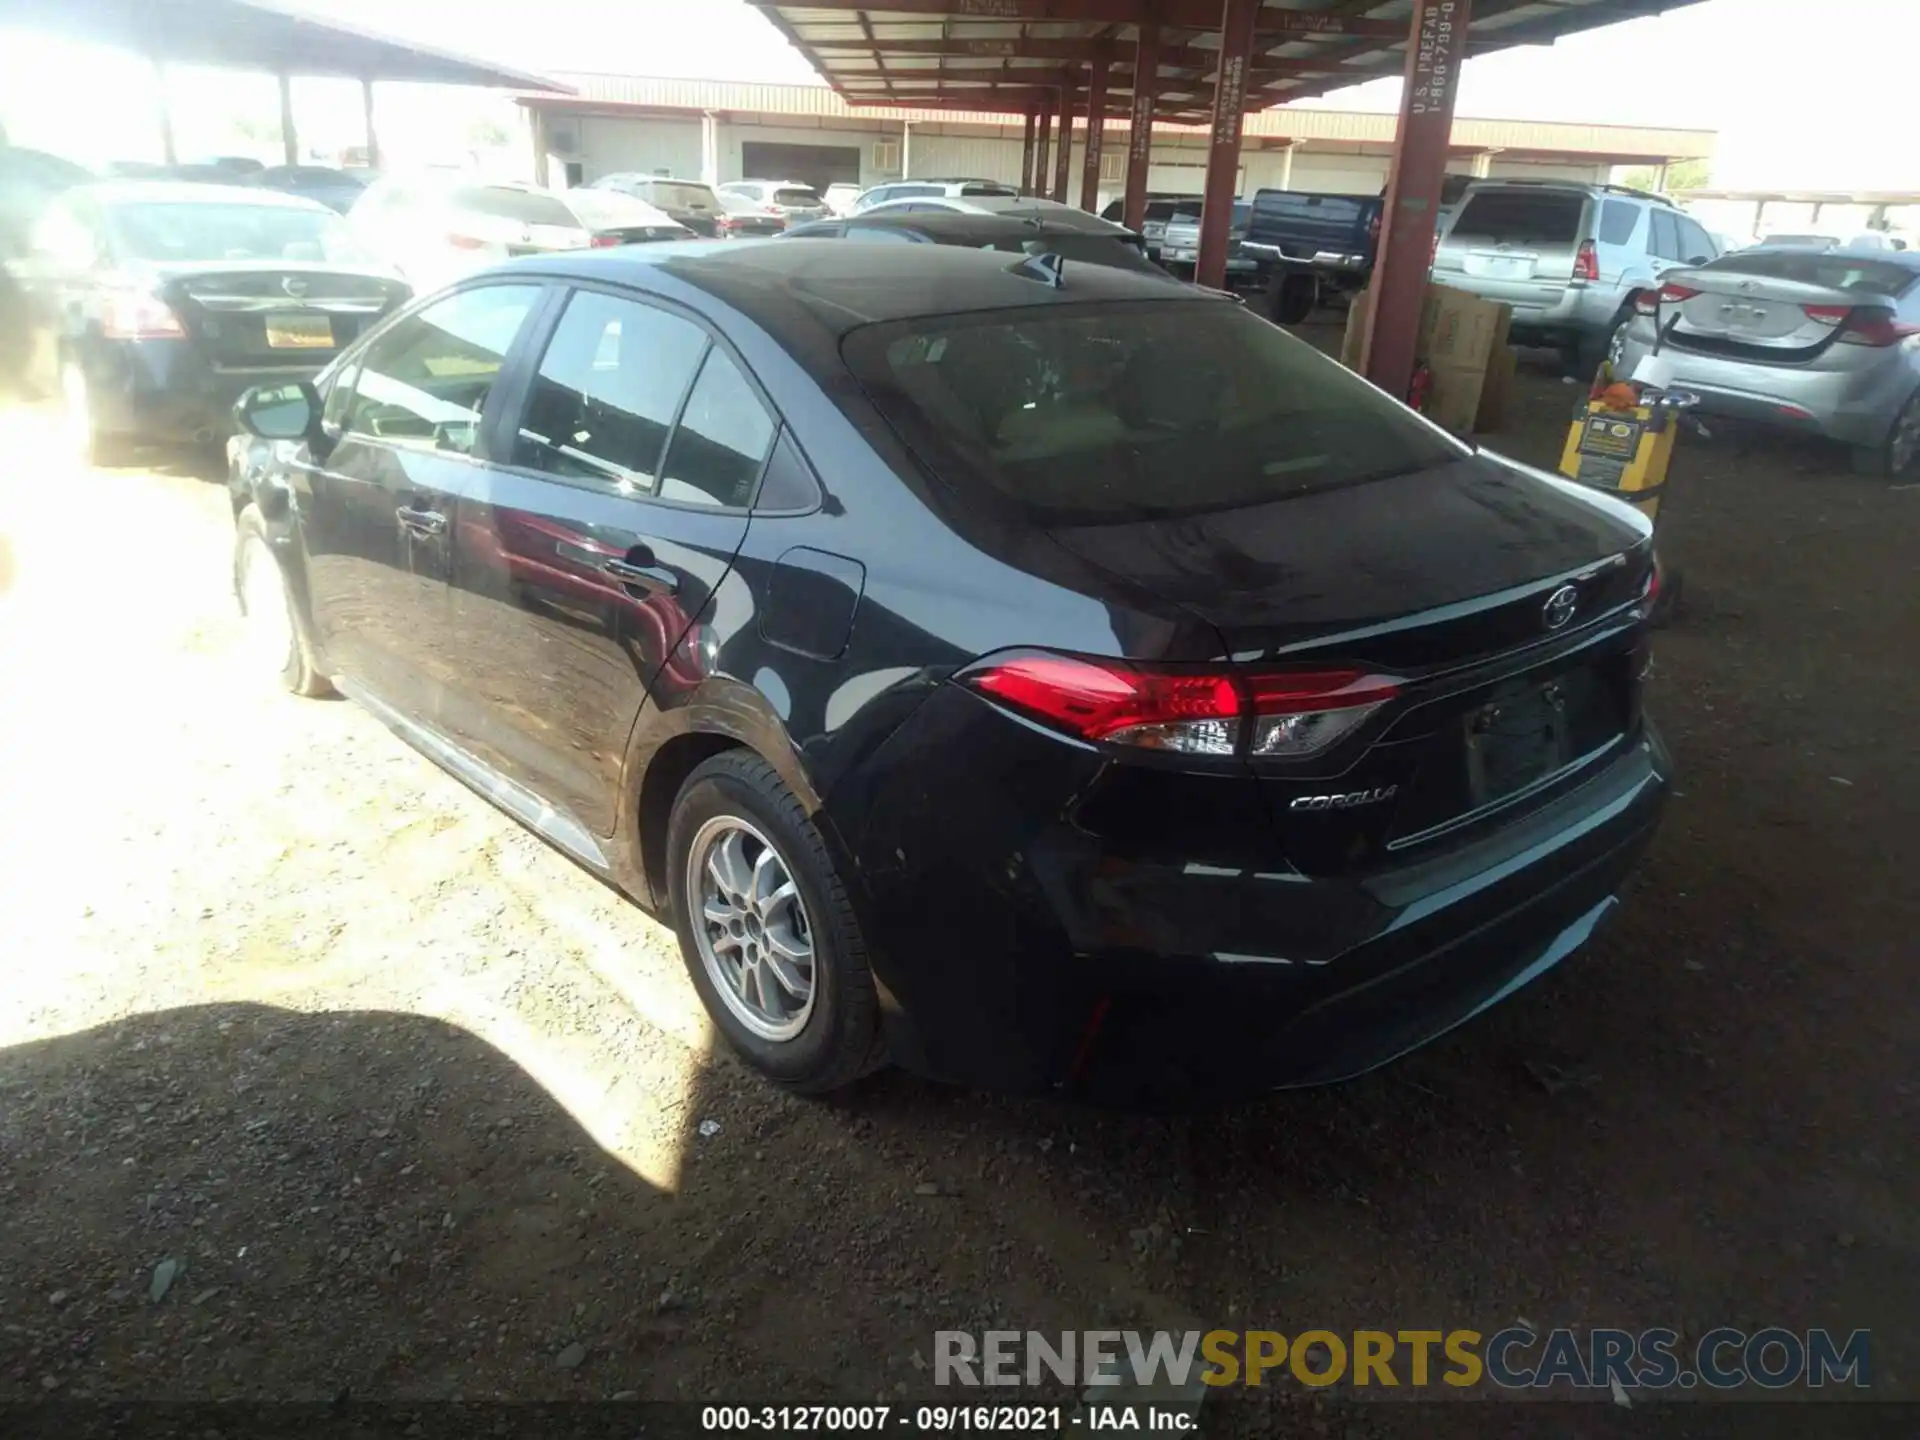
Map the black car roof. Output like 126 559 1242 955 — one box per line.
501 238 1210 343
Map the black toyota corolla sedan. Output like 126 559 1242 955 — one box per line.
226 239 1670 1099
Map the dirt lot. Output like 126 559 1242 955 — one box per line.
0 354 1914 1430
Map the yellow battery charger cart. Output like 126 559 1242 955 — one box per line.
1558 381 1698 623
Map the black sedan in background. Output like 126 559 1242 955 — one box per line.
778 209 1174 279
12 181 409 462
226 241 1668 1100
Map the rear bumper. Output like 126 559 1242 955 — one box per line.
77 337 325 446
830 684 1672 1099
1617 332 1915 447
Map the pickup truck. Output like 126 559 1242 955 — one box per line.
1240 190 1384 321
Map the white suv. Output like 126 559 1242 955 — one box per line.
852 178 1019 212
1434 180 1721 372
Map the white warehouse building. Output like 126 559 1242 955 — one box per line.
517 74 1713 208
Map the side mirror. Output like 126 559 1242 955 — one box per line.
234 380 320 441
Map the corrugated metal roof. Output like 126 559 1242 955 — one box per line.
747 0 1710 115
525 72 1713 162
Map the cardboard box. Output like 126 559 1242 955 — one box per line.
1475 344 1518 434
1338 282 1515 434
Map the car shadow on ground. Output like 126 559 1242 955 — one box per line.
0 1003 722 1400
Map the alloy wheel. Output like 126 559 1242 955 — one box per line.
687 815 816 1042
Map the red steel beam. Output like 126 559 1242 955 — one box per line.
1033 92 1054 193
1363 0 1472 399
1122 16 1159 230
1080 58 1109 211
826 36 1329 74
1052 74 1077 202
752 1 1401 36
1196 0 1259 290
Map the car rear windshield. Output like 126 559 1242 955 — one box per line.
843 300 1464 523
978 234 1167 276
775 188 822 207
1262 193 1367 219
1706 250 1917 297
451 186 578 227
1452 189 1585 243
648 182 718 211
104 201 374 264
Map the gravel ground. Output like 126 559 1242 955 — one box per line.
0 354 1914 1430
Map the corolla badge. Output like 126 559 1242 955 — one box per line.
1290 786 1398 812
1543 584 1580 631
281 276 309 298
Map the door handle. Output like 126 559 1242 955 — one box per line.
600 556 678 596
395 505 447 536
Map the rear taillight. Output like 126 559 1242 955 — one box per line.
1836 307 1920 347
1572 240 1600 284
960 652 1399 758
1368 212 1381 244
715 216 737 233
589 234 623 248
1636 281 1699 316
101 288 184 340
446 232 487 251
1802 303 1850 327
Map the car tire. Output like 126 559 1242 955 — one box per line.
1573 309 1632 380
1268 270 1318 326
233 503 331 697
61 361 129 468
667 750 884 1095
1851 391 1920 478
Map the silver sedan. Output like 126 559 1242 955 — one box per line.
1616 246 1920 476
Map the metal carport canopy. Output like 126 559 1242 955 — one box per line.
0 0 570 170
748 1 1705 403
0 0 570 89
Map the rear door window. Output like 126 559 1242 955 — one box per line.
347 284 542 456
511 289 709 491
657 349 777 509
844 226 916 243
1675 215 1717 262
1598 200 1640 246
1452 189 1584 244
1648 210 1684 261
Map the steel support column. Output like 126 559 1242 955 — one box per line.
152 60 176 165
1196 0 1260 290
1362 0 1472 400
1079 60 1109 212
1052 77 1077 204
361 79 380 169
1033 96 1054 197
1123 20 1160 229
1021 109 1037 197
277 72 298 166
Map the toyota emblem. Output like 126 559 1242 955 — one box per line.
1543 584 1579 631
281 276 309 298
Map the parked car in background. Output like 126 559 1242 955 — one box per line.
348 174 689 291
1617 245 1920 476
226 240 1667 1100
712 189 789 239
251 164 370 215
1435 180 1720 373
822 182 863 216
0 145 93 254
1240 190 1384 321
778 209 1174 279
858 193 1143 244
1157 200 1259 287
1099 193 1199 263
588 175 727 235
12 181 408 462
716 179 830 225
852 177 1019 212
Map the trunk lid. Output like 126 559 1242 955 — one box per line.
1656 254 1919 362
148 261 409 368
1046 454 1653 872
